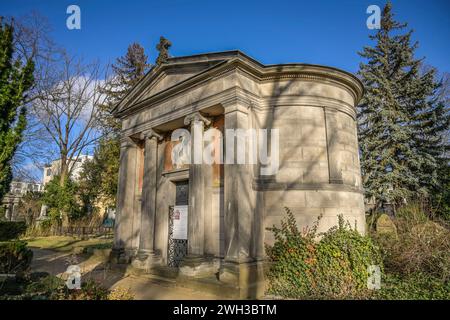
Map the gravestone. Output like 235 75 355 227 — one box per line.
376 213 397 236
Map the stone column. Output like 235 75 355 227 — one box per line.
184 112 211 256
324 108 343 184
221 102 254 263
218 101 264 298
135 129 163 267
179 112 213 277
112 136 139 263
5 204 11 221
12 203 18 221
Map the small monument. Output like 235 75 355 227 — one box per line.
376 213 397 236
36 204 48 225
155 36 172 65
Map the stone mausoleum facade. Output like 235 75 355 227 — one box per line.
111 47 365 298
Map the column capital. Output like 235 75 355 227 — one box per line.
140 128 163 141
120 135 137 147
184 112 211 126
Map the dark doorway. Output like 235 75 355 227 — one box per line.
167 180 189 267
175 180 189 206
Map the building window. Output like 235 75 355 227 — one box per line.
46 169 52 176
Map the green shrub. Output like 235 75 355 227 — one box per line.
73 279 110 300
24 222 51 237
0 240 33 274
376 273 450 300
395 203 430 230
23 276 110 300
0 221 27 241
0 207 6 221
373 203 450 282
42 176 85 224
265 208 382 299
82 242 113 254
24 274 67 300
0 273 32 296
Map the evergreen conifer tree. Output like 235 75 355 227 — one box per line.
357 3 449 209
0 20 34 200
83 43 150 207
99 43 150 133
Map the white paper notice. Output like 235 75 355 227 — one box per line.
172 205 188 240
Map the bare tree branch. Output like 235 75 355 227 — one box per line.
31 52 108 185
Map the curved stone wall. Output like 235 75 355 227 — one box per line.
255 73 365 248
113 51 365 279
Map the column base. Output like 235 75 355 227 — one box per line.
178 255 218 278
174 258 268 299
110 247 135 264
218 260 267 299
131 249 162 270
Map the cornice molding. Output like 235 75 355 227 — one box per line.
252 179 364 193
114 56 363 119
120 87 259 137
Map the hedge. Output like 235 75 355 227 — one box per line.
265 208 382 299
0 221 27 241
0 240 33 275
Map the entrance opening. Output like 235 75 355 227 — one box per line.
167 180 188 267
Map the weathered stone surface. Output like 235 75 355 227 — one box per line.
376 214 397 236
112 50 364 299
179 257 218 278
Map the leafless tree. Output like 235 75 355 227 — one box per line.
10 13 110 185
10 12 63 180
32 52 108 185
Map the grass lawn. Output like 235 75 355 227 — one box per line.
22 235 113 252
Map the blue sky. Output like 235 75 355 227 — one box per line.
2 0 449 181
2 0 449 74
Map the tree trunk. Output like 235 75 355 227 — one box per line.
59 153 70 226
59 154 68 186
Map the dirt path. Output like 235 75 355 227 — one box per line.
30 248 222 300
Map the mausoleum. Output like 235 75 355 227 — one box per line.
111 40 365 298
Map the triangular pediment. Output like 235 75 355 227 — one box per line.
114 52 250 115
138 63 218 101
